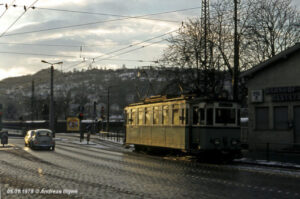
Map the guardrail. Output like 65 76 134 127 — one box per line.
98 130 125 143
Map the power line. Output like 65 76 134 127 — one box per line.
12 5 181 23
0 0 39 37
69 38 167 71
64 29 177 71
0 0 16 20
93 29 178 60
2 6 201 37
0 51 76 58
100 58 158 63
0 42 121 48
96 39 167 64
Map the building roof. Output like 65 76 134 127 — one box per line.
241 43 300 78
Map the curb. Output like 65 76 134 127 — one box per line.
234 159 300 170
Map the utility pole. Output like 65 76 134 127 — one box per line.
41 60 63 136
31 79 35 121
233 0 240 101
106 87 110 132
201 0 210 93
50 65 54 135
93 101 97 134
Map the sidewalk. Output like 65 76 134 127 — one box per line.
234 150 300 170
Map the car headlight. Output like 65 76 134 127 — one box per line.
214 138 221 145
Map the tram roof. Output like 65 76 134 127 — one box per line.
126 94 238 107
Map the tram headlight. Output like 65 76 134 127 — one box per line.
231 139 238 146
213 138 221 146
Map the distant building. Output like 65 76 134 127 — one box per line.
242 43 300 150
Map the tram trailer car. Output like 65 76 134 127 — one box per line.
125 95 241 158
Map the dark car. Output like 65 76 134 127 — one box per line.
24 129 55 150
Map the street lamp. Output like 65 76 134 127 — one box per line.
41 60 63 136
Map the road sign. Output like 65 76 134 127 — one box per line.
67 117 80 131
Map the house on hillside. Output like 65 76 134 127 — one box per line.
242 43 300 151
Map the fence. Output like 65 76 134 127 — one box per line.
98 130 125 144
3 120 124 134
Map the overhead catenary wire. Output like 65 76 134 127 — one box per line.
0 42 123 48
0 3 248 71
11 5 181 23
0 0 39 37
92 29 178 60
0 51 76 58
0 0 16 19
100 58 158 63
1 6 201 37
95 39 167 64
64 29 178 71
68 38 167 71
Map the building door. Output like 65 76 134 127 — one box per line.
294 106 300 144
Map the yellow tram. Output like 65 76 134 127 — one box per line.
125 95 241 158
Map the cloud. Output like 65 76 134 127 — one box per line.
0 0 297 80
0 67 30 80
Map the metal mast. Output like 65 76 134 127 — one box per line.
233 0 240 101
200 0 210 93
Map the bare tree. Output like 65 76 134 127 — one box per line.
243 0 299 63
159 0 299 98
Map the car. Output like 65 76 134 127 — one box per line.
24 129 55 150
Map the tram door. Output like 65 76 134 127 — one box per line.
294 106 300 144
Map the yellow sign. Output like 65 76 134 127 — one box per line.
67 117 80 131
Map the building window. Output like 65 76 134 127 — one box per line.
274 106 288 130
255 107 269 130
199 109 205 125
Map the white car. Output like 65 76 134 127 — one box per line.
24 129 55 150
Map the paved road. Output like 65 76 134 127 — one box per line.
0 133 300 199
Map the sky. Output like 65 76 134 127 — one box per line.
0 0 299 80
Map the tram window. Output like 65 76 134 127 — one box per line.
145 107 151 125
193 107 199 125
131 109 136 125
162 106 169 125
207 108 213 125
215 108 236 124
126 111 130 124
199 109 205 125
153 107 159 124
173 104 180 125
185 109 189 124
138 108 143 125
180 109 185 125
